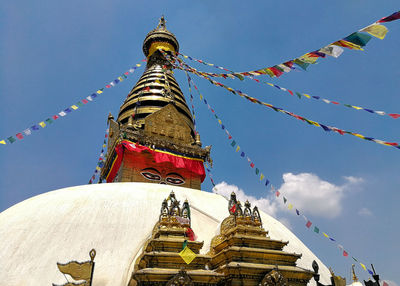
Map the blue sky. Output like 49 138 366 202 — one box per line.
1 1 399 284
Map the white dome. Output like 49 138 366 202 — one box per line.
0 183 331 286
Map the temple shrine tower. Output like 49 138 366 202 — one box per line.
101 17 211 190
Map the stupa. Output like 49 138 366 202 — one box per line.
0 17 332 286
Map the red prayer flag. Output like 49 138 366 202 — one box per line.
287 90 294 96
106 85 111 88
385 142 398 146
82 99 88 104
378 11 400 23
52 115 59 120
269 67 284 77
383 282 389 286
250 162 255 168
388 113 400 119
185 227 196 241
228 135 232 139
343 250 348 257
16 133 23 140
306 221 312 228
124 72 129 75
331 101 339 105
276 191 280 197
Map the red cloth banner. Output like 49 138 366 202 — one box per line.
106 140 205 183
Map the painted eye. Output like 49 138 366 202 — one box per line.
166 177 184 185
141 172 161 181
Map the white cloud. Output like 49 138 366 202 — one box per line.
212 181 278 216
277 173 363 219
358 207 373 217
212 173 363 221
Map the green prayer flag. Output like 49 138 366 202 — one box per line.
294 59 310 70
182 239 188 250
233 73 244 81
295 92 302 99
314 226 320 233
45 118 53 124
231 140 236 147
76 101 84 107
344 104 353 108
344 32 372 47
255 168 259 175
283 197 287 204
7 136 16 143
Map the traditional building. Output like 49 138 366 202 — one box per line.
0 17 333 286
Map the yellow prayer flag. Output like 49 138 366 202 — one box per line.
218 119 222 124
183 55 188 59
96 90 103 94
322 232 329 238
236 146 240 152
288 203 293 210
299 53 318 64
266 82 274 87
260 174 265 181
352 106 363 110
179 246 196 264
39 122 46 128
200 94 203 100
361 24 388 40
136 64 141 67
303 94 311 99
118 76 123 81
333 40 363 51
57 261 93 281
360 263 366 271
71 105 78 110
353 133 365 139
265 69 275 77
310 121 320 127
0 140 6 145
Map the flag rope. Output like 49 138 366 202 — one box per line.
177 11 399 78
178 52 400 120
161 50 400 150
186 74 376 278
0 60 146 146
88 129 109 184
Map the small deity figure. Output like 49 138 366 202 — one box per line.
244 200 252 219
170 200 181 217
182 200 191 220
253 206 262 225
228 192 238 215
159 199 169 221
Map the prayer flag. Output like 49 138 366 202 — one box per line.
250 162 255 168
0 140 6 144
58 111 67 117
255 168 259 175
185 228 196 241
240 152 245 157
276 191 280 197
236 145 240 152
23 129 32 136
71 105 78 110
344 32 372 47
314 226 319 233
388 113 400 119
16 133 23 140
76 102 84 107
52 115 59 120
333 40 363 50
360 263 366 271
288 203 293 210
283 197 287 203
265 179 269 187
260 174 265 181
7 136 16 143
306 221 312 228
319 45 344 58
343 250 348 257
45 118 53 124
361 24 388 39
64 108 72 113
39 122 46 128
383 282 389 286
368 269 374 275
31 125 40 131
97 89 103 94
179 246 196 264
378 11 400 23
230 140 236 147
296 209 300 215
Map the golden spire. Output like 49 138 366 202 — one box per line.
352 264 359 282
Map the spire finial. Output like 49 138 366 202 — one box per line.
352 264 358 282
157 16 166 30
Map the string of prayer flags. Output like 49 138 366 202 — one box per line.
177 10 399 78
176 54 400 120
272 185 375 276
0 60 145 146
166 53 400 151
185 72 198 134
88 129 109 184
187 76 271 189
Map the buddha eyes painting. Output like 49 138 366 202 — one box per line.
140 168 185 185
